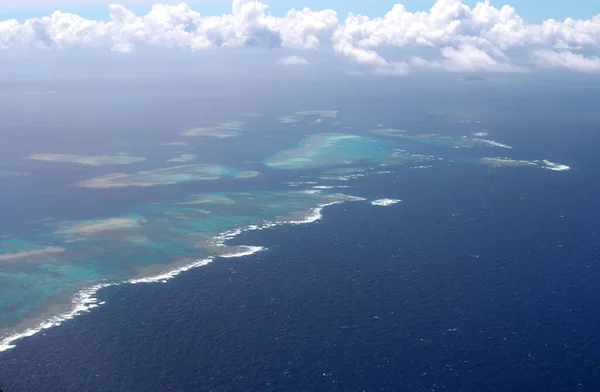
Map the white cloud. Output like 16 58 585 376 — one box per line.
531 49 600 73
0 0 230 10
279 55 309 66
0 0 600 74
411 44 527 73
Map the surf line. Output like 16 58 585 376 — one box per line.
0 197 365 353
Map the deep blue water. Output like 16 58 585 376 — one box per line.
1 148 599 391
2 75 600 391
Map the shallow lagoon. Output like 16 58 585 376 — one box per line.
0 187 363 350
0 109 571 352
264 133 423 170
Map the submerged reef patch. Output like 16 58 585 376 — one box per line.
75 164 244 188
167 154 198 163
182 121 245 138
25 154 146 166
0 246 65 262
161 141 191 147
264 133 421 170
0 189 364 351
277 110 338 125
54 216 144 241
368 129 408 137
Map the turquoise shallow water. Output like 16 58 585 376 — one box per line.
0 76 595 392
0 188 361 338
263 133 419 169
0 121 571 351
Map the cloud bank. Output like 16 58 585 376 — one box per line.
279 55 309 66
1 0 600 74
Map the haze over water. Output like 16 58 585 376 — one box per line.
0 71 598 390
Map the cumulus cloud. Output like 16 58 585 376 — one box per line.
279 55 309 66
411 44 527 73
531 49 600 73
1 0 599 74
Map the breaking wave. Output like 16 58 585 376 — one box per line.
0 196 364 353
371 199 402 206
542 160 571 172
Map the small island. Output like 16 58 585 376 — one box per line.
463 76 486 82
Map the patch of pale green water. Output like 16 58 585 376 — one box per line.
181 195 236 205
74 164 250 188
0 189 364 350
166 154 198 163
0 255 121 328
182 120 245 138
263 133 423 170
0 239 54 254
52 214 145 242
25 154 146 166
368 129 408 137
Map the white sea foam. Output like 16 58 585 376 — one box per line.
0 195 365 353
312 185 350 190
312 185 335 190
220 246 265 258
542 160 571 171
299 189 322 194
286 181 318 187
481 157 571 171
472 138 512 149
0 257 218 352
371 199 402 206
0 283 111 352
320 176 351 181
128 259 214 284
287 199 363 224
289 204 336 224
480 157 537 167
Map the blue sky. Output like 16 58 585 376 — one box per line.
0 0 599 76
1 0 598 22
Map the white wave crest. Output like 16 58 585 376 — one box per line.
472 138 512 149
0 195 365 353
128 258 214 284
220 246 265 258
542 160 571 171
0 283 110 352
0 257 216 352
371 199 402 206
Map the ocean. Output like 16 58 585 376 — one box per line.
0 74 599 391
